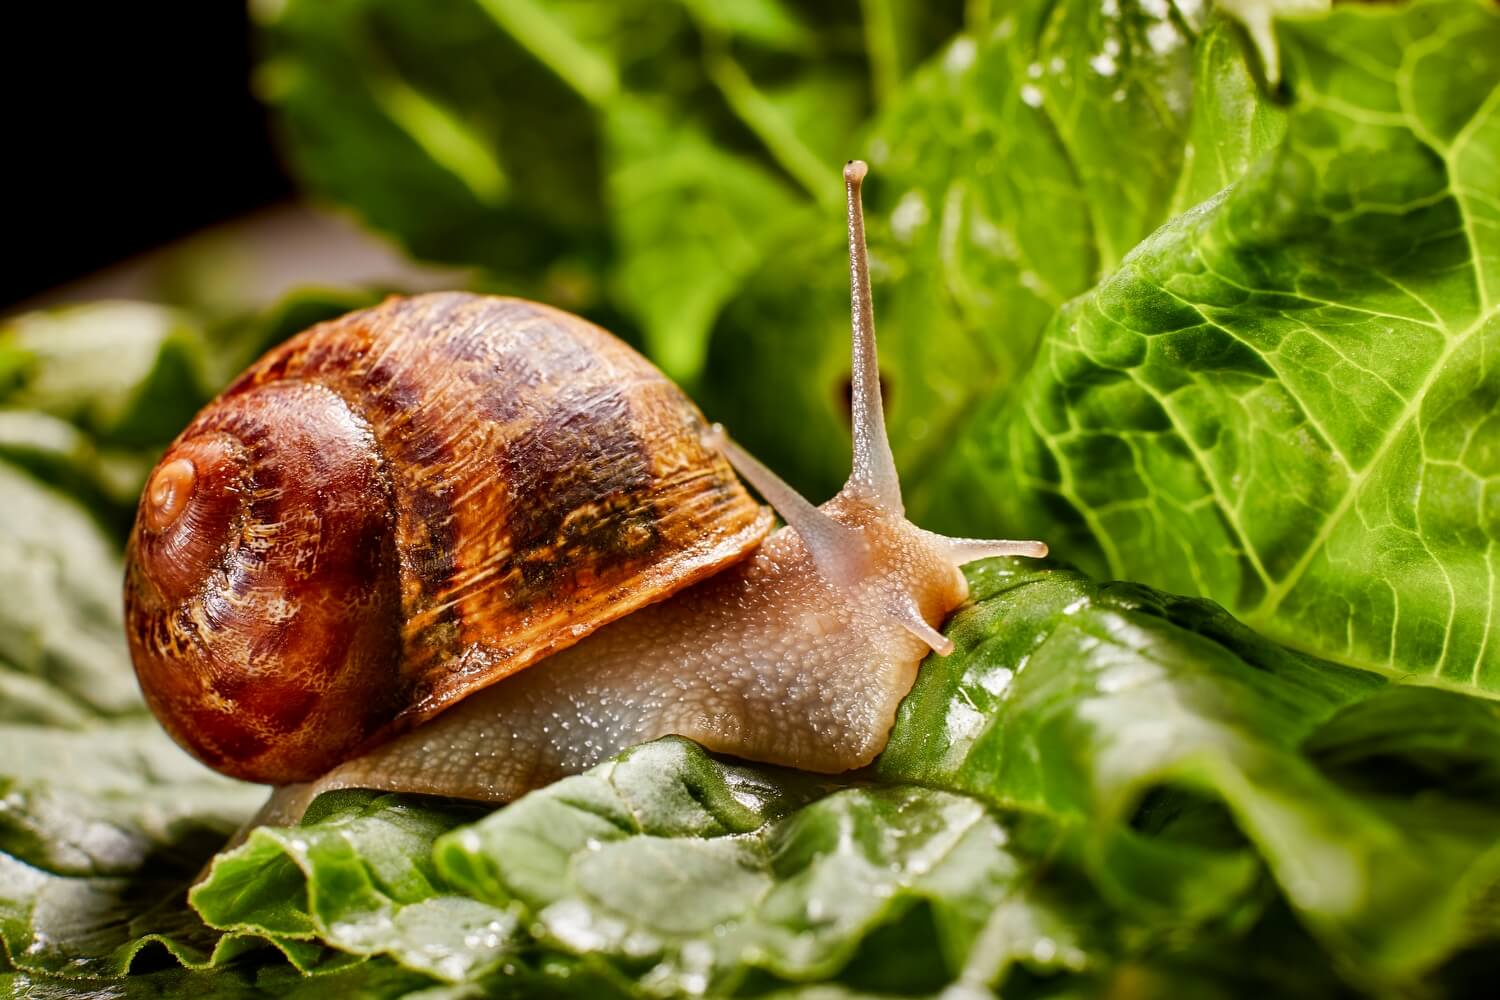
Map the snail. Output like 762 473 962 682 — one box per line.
124 162 1046 826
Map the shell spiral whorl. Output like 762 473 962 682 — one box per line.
126 379 405 782
124 293 770 784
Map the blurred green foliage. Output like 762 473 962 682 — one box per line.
256 0 965 378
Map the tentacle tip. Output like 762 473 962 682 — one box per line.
937 535 1052 566
898 614 955 656
844 160 868 183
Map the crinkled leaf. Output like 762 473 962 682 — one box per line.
0 722 262 875
177 733 1366 996
0 461 141 720
880 559 1500 981
192 791 515 983
0 721 265 978
8 2 1500 997
923 0 1500 690
175 741 1121 995
433 739 1102 996
0 960 464 999
11 596 1485 992
0 288 392 985
0 854 263 979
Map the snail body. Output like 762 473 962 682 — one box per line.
267 484 970 820
125 163 1046 821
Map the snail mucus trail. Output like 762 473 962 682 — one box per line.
125 161 1047 830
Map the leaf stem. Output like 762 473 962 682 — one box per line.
704 46 841 209
472 0 617 107
860 0 900 108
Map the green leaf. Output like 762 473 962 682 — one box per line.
1168 13 1290 215
1216 0 1329 85
434 739 1104 996
0 289 404 986
603 99 809 377
145 739 1122 995
8 3 1500 997
192 791 513 983
0 722 266 977
0 410 152 533
15 572 1493 992
879 559 1500 982
922 0 1500 690
0 461 140 720
257 0 609 294
0 722 261 872
0 302 212 449
0 960 463 999
166 727 1378 995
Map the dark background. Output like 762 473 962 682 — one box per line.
3 4 291 307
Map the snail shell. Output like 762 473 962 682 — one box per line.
125 293 771 784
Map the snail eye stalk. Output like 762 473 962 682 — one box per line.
841 160 902 513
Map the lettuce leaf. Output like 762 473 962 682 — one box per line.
0 461 142 721
191 791 513 981
881 561 1500 983
919 0 1500 689
13 561 1495 995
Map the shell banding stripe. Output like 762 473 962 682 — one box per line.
227 292 767 730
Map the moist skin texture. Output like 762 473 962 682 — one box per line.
243 161 1047 831
259 491 969 823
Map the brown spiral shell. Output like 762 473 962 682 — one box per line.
124 292 771 784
